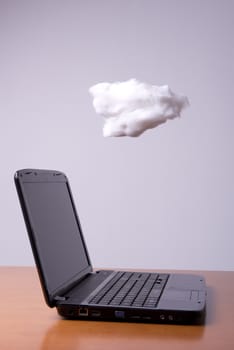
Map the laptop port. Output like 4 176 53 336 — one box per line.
91 311 101 317
129 315 141 320
114 310 125 319
142 316 152 321
78 307 88 316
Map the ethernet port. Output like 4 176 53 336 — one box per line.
78 307 88 316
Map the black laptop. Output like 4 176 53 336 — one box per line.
14 169 206 324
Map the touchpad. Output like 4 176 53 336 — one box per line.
162 290 191 301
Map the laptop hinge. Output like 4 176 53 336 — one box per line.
54 295 67 301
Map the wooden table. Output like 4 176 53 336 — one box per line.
0 267 234 350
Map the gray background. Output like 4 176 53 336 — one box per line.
0 0 233 270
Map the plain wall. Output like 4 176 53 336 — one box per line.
0 0 234 270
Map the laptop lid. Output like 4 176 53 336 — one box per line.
14 169 92 307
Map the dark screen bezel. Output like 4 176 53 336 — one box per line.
14 169 93 307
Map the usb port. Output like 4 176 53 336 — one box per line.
91 311 101 317
142 316 152 321
129 315 141 320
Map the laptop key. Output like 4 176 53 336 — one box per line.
88 271 169 307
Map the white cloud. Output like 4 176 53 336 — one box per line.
89 79 189 137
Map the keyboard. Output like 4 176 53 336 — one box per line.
88 271 169 308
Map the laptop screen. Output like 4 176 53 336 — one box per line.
22 177 90 295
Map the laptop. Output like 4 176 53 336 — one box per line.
14 168 206 324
